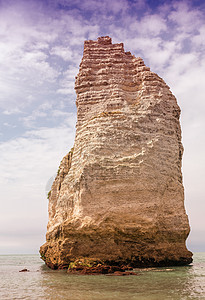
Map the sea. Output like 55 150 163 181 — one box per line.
0 253 204 300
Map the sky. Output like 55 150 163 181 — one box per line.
0 0 204 254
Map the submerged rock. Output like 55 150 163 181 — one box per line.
40 36 192 271
67 260 135 275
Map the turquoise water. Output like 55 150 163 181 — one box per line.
0 253 204 299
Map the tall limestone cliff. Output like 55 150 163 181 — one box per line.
40 36 192 270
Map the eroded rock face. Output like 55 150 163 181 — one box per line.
40 36 192 270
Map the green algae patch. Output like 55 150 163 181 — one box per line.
68 258 101 270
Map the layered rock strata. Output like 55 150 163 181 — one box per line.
40 36 192 270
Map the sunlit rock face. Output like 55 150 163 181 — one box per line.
40 36 192 269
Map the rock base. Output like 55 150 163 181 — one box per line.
40 222 193 271
67 260 136 275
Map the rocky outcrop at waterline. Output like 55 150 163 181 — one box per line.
40 36 192 272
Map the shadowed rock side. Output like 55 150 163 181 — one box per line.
40 36 192 271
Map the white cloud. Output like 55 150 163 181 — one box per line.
0 119 76 253
3 108 23 115
3 122 16 128
38 101 54 111
58 0 129 14
130 14 167 36
0 119 76 184
169 1 203 33
51 110 73 117
192 24 205 47
0 1 101 112
20 112 47 128
50 46 73 61
56 67 79 96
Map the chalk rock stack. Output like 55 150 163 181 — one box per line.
40 36 192 270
